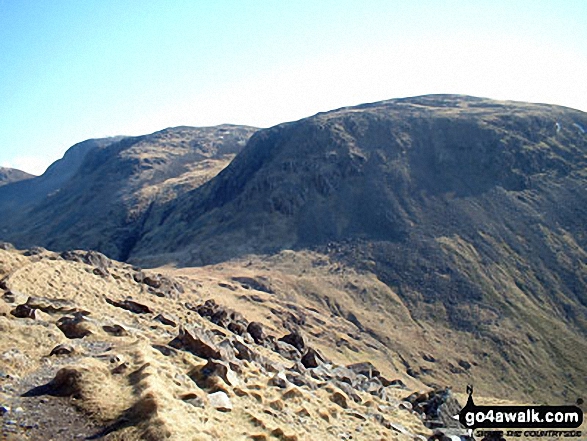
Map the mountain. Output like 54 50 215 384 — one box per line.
1 95 586 406
0 125 257 260
0 166 35 187
129 95 587 402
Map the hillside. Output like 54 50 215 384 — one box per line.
0 167 34 187
0 245 444 440
130 95 587 403
0 125 257 261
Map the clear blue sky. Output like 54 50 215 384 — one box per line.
1 0 586 174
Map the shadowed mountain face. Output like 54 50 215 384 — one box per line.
129 95 587 400
0 125 257 260
0 166 35 186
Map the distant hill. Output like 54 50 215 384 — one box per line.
0 125 257 260
0 166 35 186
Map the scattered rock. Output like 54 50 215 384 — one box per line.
25 296 84 315
278 330 305 353
301 348 324 368
232 340 257 362
405 388 464 429
330 391 349 409
191 359 239 388
181 393 205 408
269 372 289 389
247 321 265 344
169 326 221 359
458 360 472 370
49 344 74 356
106 297 152 314
274 341 301 361
56 313 93 339
2 291 16 303
423 353 437 363
102 324 128 336
346 361 380 379
10 304 37 319
231 276 273 294
154 313 177 327
208 391 232 411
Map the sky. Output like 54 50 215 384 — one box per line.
1 1 586 175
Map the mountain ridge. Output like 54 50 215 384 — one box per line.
0 95 586 405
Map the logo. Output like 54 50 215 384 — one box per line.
455 385 583 439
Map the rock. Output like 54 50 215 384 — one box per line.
423 353 436 363
346 361 380 379
275 340 301 361
191 359 239 387
331 366 357 386
278 330 305 353
60 250 111 271
232 340 257 362
334 381 362 403
181 393 205 408
0 405 10 415
2 291 15 303
111 362 129 375
458 360 472 370
388 379 407 388
231 276 273 294
208 391 232 411
10 304 36 319
56 313 93 339
49 344 74 356
301 347 324 368
25 296 83 315
363 378 383 395
154 313 177 327
102 324 128 336
406 388 464 429
247 321 265 344
169 326 221 359
269 372 289 388
227 321 247 335
106 297 152 314
329 391 349 409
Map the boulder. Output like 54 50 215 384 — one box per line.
154 313 177 327
208 391 233 412
49 344 74 356
301 348 324 368
274 341 301 361
169 326 221 359
106 297 152 314
278 330 305 353
191 359 239 387
26 296 83 315
346 361 380 379
10 304 37 319
102 324 128 336
247 321 265 344
56 313 93 339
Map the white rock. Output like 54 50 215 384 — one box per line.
208 391 232 412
